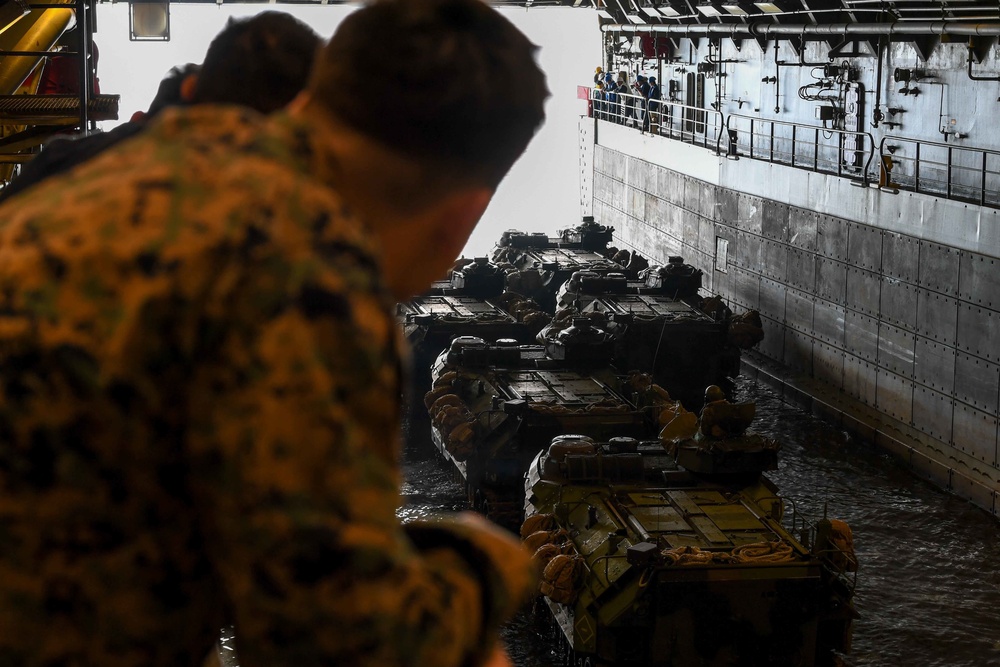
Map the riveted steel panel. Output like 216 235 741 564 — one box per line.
954 352 1000 413
783 328 813 373
758 315 784 361
594 200 607 226
626 157 649 191
698 217 717 256
845 310 878 362
958 251 1000 309
596 150 610 178
613 216 636 249
682 210 701 248
911 385 954 443
813 300 846 346
816 257 848 305
715 187 738 226
878 323 915 378
628 185 645 219
610 178 626 212
597 147 611 174
816 213 848 261
761 198 789 242
786 246 816 292
957 303 1000 364
952 402 999 465
656 164 677 201
689 249 713 279
632 215 660 251
736 231 763 272
698 183 717 221
785 288 814 332
593 146 606 174
917 240 960 297
761 239 788 283
846 267 880 317
759 277 787 322
606 205 627 234
844 354 878 407
683 176 702 218
882 231 920 283
787 206 818 252
913 337 956 394
879 277 918 330
711 268 727 296
876 369 913 424
593 172 612 203
909 450 953 492
732 266 760 310
736 193 764 234
609 149 627 177
952 474 998 515
645 192 665 225
847 222 882 272
656 201 678 234
813 341 844 388
650 163 666 192
714 223 735 249
915 288 958 346
656 232 685 261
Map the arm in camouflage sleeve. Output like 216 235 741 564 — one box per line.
183 236 535 667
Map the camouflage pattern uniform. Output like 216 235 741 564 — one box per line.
0 106 535 667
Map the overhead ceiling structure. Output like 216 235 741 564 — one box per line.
591 1 1000 60
594 0 1000 25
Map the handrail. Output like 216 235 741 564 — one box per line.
879 134 1000 207
726 112 877 183
586 84 1000 208
590 87 726 152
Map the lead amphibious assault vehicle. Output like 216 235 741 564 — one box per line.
424 322 674 525
520 400 858 667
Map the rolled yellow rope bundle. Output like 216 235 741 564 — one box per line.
731 540 794 564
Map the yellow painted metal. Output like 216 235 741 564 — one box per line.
0 1 75 95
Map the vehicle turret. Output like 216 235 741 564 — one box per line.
556 216 614 251
445 256 508 296
543 316 615 366
639 256 704 298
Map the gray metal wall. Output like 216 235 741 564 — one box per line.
592 141 1000 518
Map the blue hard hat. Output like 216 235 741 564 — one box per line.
604 72 613 81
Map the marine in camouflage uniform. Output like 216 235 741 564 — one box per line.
0 102 536 666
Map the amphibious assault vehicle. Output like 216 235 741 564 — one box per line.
542 258 763 409
398 258 547 424
423 322 676 525
522 419 858 667
491 218 648 311
399 257 536 357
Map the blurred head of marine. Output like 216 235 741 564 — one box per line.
290 0 549 300
133 11 321 123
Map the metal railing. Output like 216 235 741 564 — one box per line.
726 113 876 183
879 135 1000 207
589 89 725 152
587 85 1000 210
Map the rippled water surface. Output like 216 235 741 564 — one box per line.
221 377 1000 667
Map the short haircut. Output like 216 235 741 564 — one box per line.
145 63 200 118
192 11 321 114
310 0 549 188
